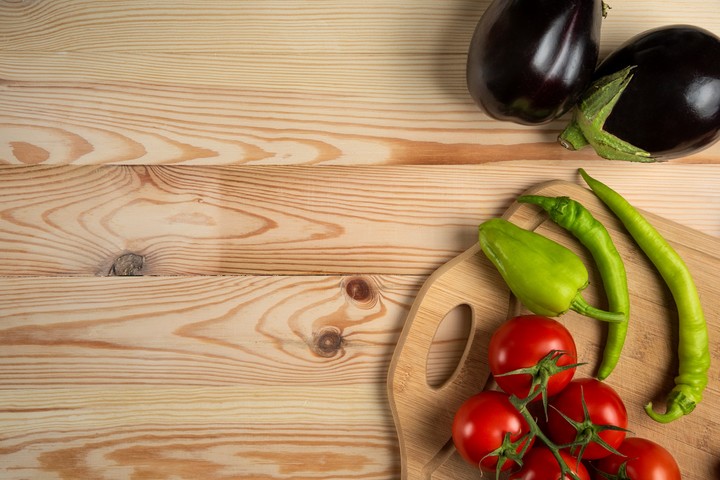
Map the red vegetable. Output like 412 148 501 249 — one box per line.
488 315 578 401
452 391 533 471
509 446 590 480
592 437 681 480
547 378 628 460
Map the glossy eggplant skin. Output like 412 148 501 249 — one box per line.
466 0 602 125
592 26 720 160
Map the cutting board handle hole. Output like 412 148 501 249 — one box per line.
426 303 473 390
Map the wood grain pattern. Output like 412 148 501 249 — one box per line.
2 1 720 479
1 0 717 54
0 273 473 478
2 74 718 166
0 274 423 387
0 163 718 276
1 385 400 479
388 181 720 480
2 0 719 165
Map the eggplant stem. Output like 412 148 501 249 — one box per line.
601 1 611 18
564 65 656 162
558 120 589 151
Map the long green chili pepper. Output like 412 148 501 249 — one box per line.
478 218 624 324
579 168 710 423
517 195 630 381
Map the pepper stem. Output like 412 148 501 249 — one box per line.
644 388 697 423
644 402 685 424
517 194 561 212
570 294 625 323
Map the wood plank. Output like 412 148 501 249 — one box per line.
1 0 718 54
0 275 425 387
0 273 462 478
2 1 719 166
2 77 584 166
0 0 482 54
0 385 400 479
2 62 719 166
0 52 471 93
0 163 718 276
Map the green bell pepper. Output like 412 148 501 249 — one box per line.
478 218 623 323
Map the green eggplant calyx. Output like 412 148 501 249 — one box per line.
558 65 655 162
557 121 589 151
601 1 611 18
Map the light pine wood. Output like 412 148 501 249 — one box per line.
0 75 603 166
1 1 720 165
0 385 400 479
388 180 720 480
0 279 534 479
0 274 423 387
2 0 717 54
0 273 475 478
2 1 720 479
0 163 718 276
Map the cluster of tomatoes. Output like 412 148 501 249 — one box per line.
451 315 681 480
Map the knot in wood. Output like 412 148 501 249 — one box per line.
313 326 344 358
109 253 145 276
344 276 377 308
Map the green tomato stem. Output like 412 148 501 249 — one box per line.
509 394 583 480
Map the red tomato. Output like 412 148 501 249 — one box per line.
452 390 533 471
547 378 628 460
488 315 578 400
592 437 681 480
509 446 590 480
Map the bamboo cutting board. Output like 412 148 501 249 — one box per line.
387 179 720 480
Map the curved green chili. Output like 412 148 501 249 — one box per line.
579 168 710 423
517 194 630 380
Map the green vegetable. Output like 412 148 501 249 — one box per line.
558 66 653 162
579 168 710 423
478 218 624 323
517 195 630 381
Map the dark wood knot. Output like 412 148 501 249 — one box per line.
343 276 377 308
109 253 145 276
312 326 344 358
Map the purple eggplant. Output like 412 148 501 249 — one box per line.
560 25 720 161
466 0 603 125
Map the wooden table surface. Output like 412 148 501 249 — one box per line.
1 1 719 479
